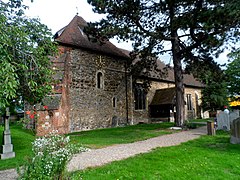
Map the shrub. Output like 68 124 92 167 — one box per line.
182 120 198 129
17 131 88 179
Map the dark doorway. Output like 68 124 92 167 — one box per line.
150 104 172 118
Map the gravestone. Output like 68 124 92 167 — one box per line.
1 108 15 159
217 111 230 130
217 110 240 131
229 110 239 124
111 116 118 127
230 117 240 144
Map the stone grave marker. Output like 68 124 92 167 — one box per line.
230 117 240 144
217 111 230 130
229 110 239 124
1 108 15 159
111 116 118 127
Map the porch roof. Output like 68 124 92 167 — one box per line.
150 88 176 106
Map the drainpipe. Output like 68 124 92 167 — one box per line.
130 75 134 124
125 62 129 124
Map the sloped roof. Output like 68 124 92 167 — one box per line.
183 73 204 87
150 60 204 88
150 88 176 105
54 16 129 59
120 49 204 88
42 94 62 110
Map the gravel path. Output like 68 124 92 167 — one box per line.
67 126 207 171
0 168 18 180
0 126 207 179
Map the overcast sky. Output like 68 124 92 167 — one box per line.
23 0 230 65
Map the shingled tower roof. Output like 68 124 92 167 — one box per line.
54 15 129 59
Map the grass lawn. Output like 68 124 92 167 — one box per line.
0 122 175 170
189 118 214 123
68 122 175 148
0 124 35 170
185 118 213 129
70 131 240 180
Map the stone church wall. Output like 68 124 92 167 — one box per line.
185 88 202 119
131 80 175 123
32 45 204 136
68 49 130 131
131 79 203 123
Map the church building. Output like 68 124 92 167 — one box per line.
35 16 206 136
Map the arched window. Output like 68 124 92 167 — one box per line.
134 84 146 110
113 97 117 108
186 94 193 110
96 72 103 89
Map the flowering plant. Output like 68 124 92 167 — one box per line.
18 110 38 130
18 131 88 179
20 104 49 130
43 105 49 110
25 110 37 119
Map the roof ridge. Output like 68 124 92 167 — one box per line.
54 16 129 59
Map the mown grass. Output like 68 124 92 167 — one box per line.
68 122 175 148
186 118 213 129
70 131 240 180
0 124 35 170
189 118 213 123
0 122 175 170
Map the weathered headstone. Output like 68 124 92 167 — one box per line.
230 117 240 144
229 110 239 124
111 116 118 127
1 108 15 159
217 111 230 130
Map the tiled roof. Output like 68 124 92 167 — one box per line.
42 94 62 110
54 16 129 59
150 60 204 88
183 73 204 88
120 50 204 88
150 88 176 105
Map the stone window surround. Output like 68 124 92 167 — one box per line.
186 94 193 111
134 84 146 111
96 70 104 89
112 97 117 108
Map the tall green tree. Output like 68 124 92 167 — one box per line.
185 56 228 111
0 0 56 109
87 0 240 126
226 49 240 97
201 81 228 111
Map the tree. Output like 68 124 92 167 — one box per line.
201 81 228 111
86 0 240 126
226 49 240 97
185 56 228 111
0 0 56 110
